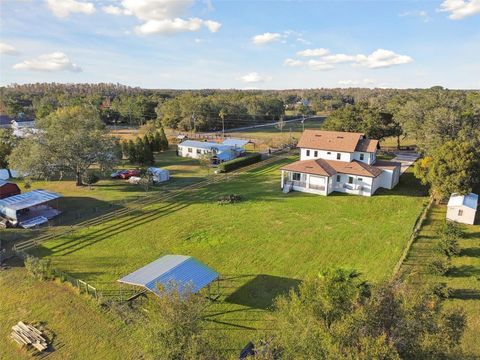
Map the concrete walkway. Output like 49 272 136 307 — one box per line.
392 151 420 174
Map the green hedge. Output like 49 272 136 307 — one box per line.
218 153 262 172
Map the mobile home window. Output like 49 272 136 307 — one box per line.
306 150 310 156
292 173 301 181
188 148 193 153
458 209 463 216
336 175 341 182
360 153 364 161
348 176 354 184
336 153 341 160
196 149 201 154
314 150 318 157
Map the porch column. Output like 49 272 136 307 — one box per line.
281 170 285 189
306 174 310 189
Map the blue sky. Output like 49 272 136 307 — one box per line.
1 0 479 89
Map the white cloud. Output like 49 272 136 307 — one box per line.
307 60 334 71
354 49 413 69
399 10 431 22
322 54 356 63
13 52 82 72
338 79 376 87
296 37 311 45
102 5 123 15
45 0 95 18
105 0 221 35
438 0 480 19
251 32 282 45
297 48 330 57
0 43 19 55
284 58 304 67
238 72 270 83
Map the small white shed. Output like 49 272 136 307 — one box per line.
446 193 478 225
147 167 170 183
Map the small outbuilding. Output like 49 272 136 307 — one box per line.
147 167 170 183
118 255 219 297
446 193 478 225
0 180 21 199
0 189 61 228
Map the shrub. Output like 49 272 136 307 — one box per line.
217 194 243 205
438 236 460 258
217 153 262 173
427 257 451 276
82 172 100 188
24 255 52 280
431 282 452 299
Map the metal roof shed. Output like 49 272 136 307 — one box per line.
0 189 61 220
222 138 250 148
447 193 478 225
118 255 219 297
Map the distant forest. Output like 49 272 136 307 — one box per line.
1 83 479 136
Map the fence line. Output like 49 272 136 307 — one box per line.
392 197 434 279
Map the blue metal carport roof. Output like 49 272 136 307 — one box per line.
118 255 219 295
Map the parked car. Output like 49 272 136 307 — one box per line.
120 170 140 180
111 170 129 179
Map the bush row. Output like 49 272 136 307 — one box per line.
217 153 262 172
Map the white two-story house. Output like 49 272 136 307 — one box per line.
280 130 401 197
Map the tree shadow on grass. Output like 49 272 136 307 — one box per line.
375 172 428 198
450 289 480 300
460 247 480 257
447 265 480 277
224 274 301 310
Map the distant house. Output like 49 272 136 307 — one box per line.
446 193 478 225
177 139 247 164
281 130 401 197
0 180 21 199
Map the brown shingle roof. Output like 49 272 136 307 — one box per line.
355 139 379 153
281 158 337 177
297 130 364 152
374 160 401 170
282 159 384 178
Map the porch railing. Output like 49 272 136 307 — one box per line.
292 180 306 188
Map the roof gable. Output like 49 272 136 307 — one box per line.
297 130 365 153
448 193 478 210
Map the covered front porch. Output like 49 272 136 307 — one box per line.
280 170 333 196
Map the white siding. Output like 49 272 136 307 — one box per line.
178 145 209 159
446 206 476 225
352 151 375 165
300 148 352 162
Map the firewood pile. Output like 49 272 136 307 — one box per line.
11 321 48 352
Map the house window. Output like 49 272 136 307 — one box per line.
188 148 193 153
292 173 301 181
360 153 364 161
337 153 341 160
348 176 354 184
336 175 341 182
306 150 310 156
196 149 201 154
458 209 463 216
358 178 363 182
327 151 331 155
314 151 318 157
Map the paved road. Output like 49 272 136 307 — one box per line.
392 151 420 174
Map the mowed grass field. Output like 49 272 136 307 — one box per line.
401 204 480 357
18 156 428 352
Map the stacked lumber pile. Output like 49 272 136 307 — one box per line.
11 321 48 352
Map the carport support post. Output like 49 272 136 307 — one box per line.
281 170 285 189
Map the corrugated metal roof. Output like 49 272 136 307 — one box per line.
118 255 219 295
448 193 478 210
178 140 233 152
222 138 250 147
0 189 61 211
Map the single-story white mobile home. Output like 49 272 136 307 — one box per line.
177 139 246 163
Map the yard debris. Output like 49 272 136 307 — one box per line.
217 194 243 205
10 321 49 352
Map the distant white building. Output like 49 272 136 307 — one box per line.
446 193 478 225
177 139 247 164
280 130 401 197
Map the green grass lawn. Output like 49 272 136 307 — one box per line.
0 264 140 360
22 157 427 353
400 205 480 357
